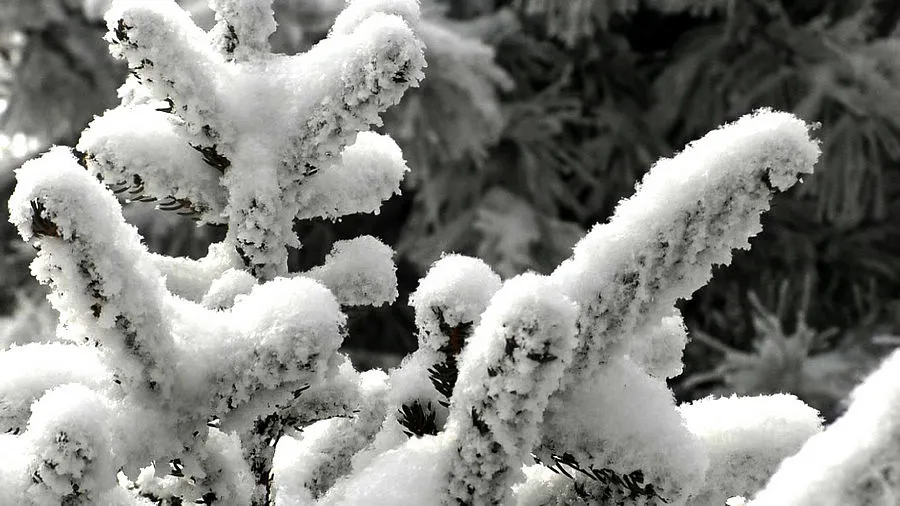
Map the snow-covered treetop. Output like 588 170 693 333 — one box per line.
77 0 426 279
2 2 428 502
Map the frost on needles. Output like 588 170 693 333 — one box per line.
0 0 840 504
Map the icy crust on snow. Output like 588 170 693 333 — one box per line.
295 132 408 221
77 105 227 223
409 254 502 354
626 309 690 380
9 147 178 394
550 109 820 382
301 235 399 307
748 349 900 506
0 343 111 434
22 384 118 505
538 357 709 506
446 273 578 505
89 0 424 279
680 394 822 506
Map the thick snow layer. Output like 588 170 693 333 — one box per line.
78 104 227 223
350 350 446 472
94 0 425 279
173 276 344 417
295 132 408 221
200 267 257 309
24 384 118 504
550 109 820 382
627 310 690 380
10 147 178 394
0 343 112 434
149 242 244 302
409 254 502 353
208 0 277 59
348 255 502 470
446 273 577 505
201 428 255 505
318 432 453 506
539 357 709 506
0 433 30 504
749 349 900 505
680 394 822 505
301 235 398 307
512 464 574 506
272 369 389 502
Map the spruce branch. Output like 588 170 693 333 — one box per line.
80 0 425 280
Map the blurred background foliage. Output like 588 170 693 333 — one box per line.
3 0 900 421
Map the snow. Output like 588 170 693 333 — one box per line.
626 309 690 380
539 357 709 506
200 267 257 309
512 464 572 506
329 0 422 36
446 273 577 505
77 104 228 223
173 276 344 417
550 109 820 383
295 132 409 221
748 349 900 505
149 242 244 302
0 434 30 505
273 369 389 502
9 147 178 395
318 432 453 506
200 428 255 505
0 343 112 435
301 235 398 307
24 384 119 504
680 394 823 505
0 1 838 503
208 0 277 59
342 254 503 471
97 0 425 279
349 350 444 472
409 254 502 353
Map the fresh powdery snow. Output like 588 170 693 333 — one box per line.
8 0 885 504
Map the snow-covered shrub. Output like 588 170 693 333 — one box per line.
0 0 836 504
2 0 425 503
